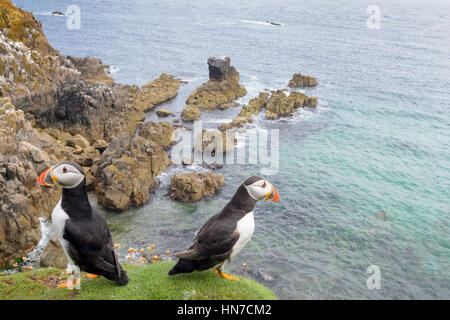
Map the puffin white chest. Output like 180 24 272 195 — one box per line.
231 211 255 259
51 199 71 260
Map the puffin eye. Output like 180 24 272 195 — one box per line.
261 181 266 188
62 167 68 173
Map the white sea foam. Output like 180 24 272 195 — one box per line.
25 217 55 267
239 20 283 26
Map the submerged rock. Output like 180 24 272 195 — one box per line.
185 57 246 111
156 109 172 117
288 73 318 88
375 211 389 221
169 172 225 202
40 238 68 269
257 268 276 282
94 132 169 211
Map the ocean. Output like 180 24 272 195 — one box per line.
13 0 449 299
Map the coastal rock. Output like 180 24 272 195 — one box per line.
134 73 181 112
208 56 233 81
0 98 64 266
93 139 108 153
0 1 145 143
219 92 269 131
288 73 318 88
40 238 68 269
138 121 174 148
156 109 172 117
0 0 80 108
94 132 169 211
194 129 235 154
66 56 114 86
34 80 145 142
169 172 225 202
185 57 246 111
66 134 90 149
181 104 200 121
265 90 317 120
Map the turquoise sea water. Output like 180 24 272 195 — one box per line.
13 0 449 299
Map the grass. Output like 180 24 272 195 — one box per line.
0 261 276 300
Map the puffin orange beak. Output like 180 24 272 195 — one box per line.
36 166 56 187
265 184 280 202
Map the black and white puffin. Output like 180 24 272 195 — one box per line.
36 161 129 287
168 176 280 280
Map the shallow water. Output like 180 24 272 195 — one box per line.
13 0 450 299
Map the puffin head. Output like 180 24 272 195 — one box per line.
36 161 85 189
243 176 280 202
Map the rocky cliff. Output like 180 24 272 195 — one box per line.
0 1 179 264
183 57 246 114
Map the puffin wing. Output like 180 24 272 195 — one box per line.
63 209 120 277
174 231 240 260
174 212 241 261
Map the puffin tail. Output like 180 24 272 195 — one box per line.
115 270 129 286
168 259 194 276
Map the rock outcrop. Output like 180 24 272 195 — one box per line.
0 0 80 107
40 238 68 269
133 73 181 112
185 57 246 111
34 81 145 143
156 109 172 117
265 90 317 120
169 172 225 202
181 104 200 121
94 132 169 211
0 98 69 266
288 73 318 88
219 92 269 131
138 121 174 148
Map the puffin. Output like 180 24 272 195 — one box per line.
36 161 129 287
168 176 280 280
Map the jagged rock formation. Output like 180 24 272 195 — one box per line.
138 121 174 148
288 73 318 88
185 57 246 111
169 172 225 202
133 73 181 112
219 88 318 129
34 80 145 142
265 90 317 120
181 104 200 121
0 98 70 266
94 132 169 211
219 92 269 131
155 108 172 117
0 1 182 144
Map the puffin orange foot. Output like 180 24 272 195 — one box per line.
214 269 240 281
86 274 100 279
57 278 78 288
